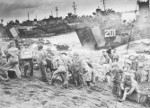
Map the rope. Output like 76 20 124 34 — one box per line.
124 23 135 64
126 24 134 55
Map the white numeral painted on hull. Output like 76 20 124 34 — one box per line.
105 29 116 37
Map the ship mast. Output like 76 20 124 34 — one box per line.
72 2 77 15
28 12 30 20
51 10 53 17
101 0 106 11
55 6 58 17
36 15 37 20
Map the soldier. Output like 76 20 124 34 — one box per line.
71 52 84 86
123 59 136 81
134 63 143 83
111 63 123 96
106 46 112 59
51 52 72 88
20 41 33 77
46 48 55 69
0 54 9 81
82 58 96 86
71 53 95 87
111 49 119 62
4 41 21 79
99 50 112 65
131 56 138 71
45 48 56 77
119 75 140 102
71 52 81 86
34 44 49 82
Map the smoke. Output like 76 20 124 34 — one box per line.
0 0 53 18
106 0 137 12
0 0 75 22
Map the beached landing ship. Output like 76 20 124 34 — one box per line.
75 0 150 49
1 0 150 50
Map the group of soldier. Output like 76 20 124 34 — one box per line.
100 47 144 102
0 39 96 88
0 39 147 103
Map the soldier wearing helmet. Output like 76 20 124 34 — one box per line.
4 40 21 79
119 74 140 102
20 41 33 77
110 62 123 96
34 44 49 82
51 51 72 88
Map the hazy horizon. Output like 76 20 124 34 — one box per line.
0 0 137 24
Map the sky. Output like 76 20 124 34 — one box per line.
0 0 137 24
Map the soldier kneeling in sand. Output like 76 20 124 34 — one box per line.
119 74 140 102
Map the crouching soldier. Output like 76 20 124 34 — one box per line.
51 52 72 88
119 75 140 102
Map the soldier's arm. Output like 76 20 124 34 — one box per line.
32 51 37 59
10 49 19 57
111 72 116 81
43 50 47 59
99 56 103 64
120 82 124 90
109 57 112 64
68 58 73 66
53 57 59 64
127 83 136 95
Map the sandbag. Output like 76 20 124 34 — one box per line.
127 91 141 103
126 92 150 107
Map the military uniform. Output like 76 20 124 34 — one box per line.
71 57 83 86
120 76 140 102
100 52 112 65
4 43 21 79
0 56 9 81
51 53 72 88
45 48 55 74
81 59 94 86
111 64 123 96
20 43 33 77
34 45 49 82
112 52 119 62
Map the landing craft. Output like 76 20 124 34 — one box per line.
75 0 150 49
3 0 150 50
75 17 134 49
